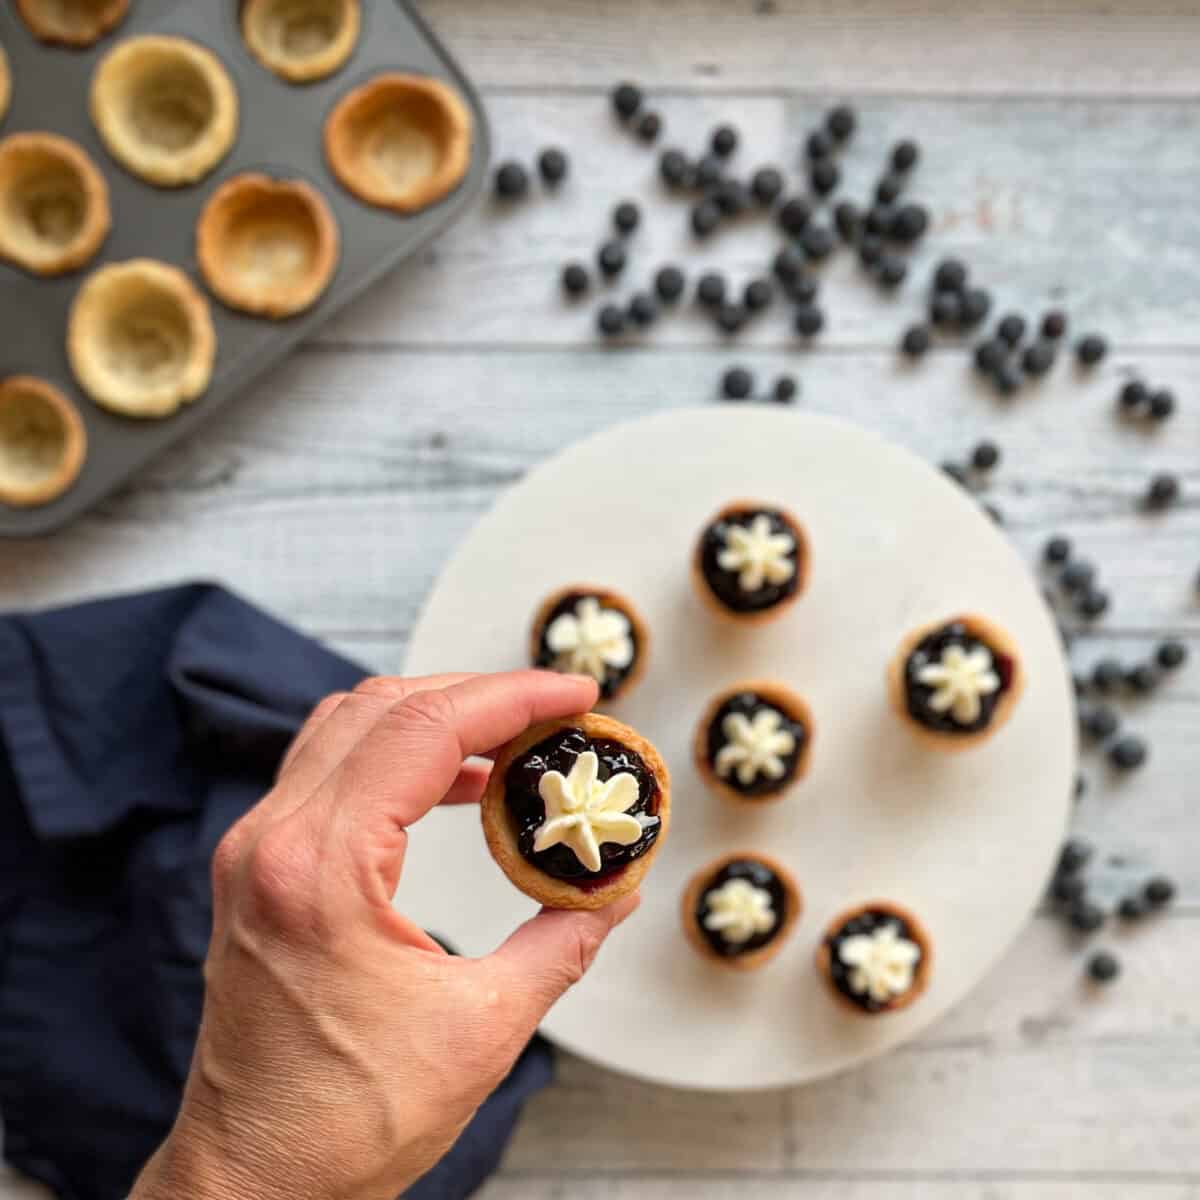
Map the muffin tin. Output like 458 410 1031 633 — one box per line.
0 1 490 535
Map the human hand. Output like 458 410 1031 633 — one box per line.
131 670 637 1200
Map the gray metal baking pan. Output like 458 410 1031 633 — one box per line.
0 0 490 536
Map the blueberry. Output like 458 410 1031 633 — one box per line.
941 461 969 486
538 147 569 186
826 104 857 142
743 278 774 312
806 128 834 160
811 158 840 196
1082 705 1119 740
1040 310 1068 340
612 82 642 121
1156 640 1187 670
691 199 722 237
1146 473 1181 509
716 303 747 335
654 264 686 304
891 139 920 171
750 166 784 206
596 303 625 337
561 262 589 296
959 288 992 327
933 259 968 293
1126 663 1159 693
1051 874 1086 904
800 223 835 261
1058 838 1093 874
997 313 1027 345
772 375 799 404
1076 334 1108 365
1144 876 1176 907
1119 380 1148 412
1117 895 1147 921
1148 389 1176 421
972 440 1000 470
696 271 727 308
931 292 962 327
721 366 755 401
1068 901 1106 934
1061 559 1096 593
711 124 739 157
1091 659 1123 693
877 254 907 288
993 360 1024 396
627 291 658 327
613 200 641 235
1087 951 1120 984
1108 735 1148 770
974 340 1007 374
1043 536 1072 565
794 304 825 337
713 179 749 216
636 111 662 142
875 173 903 205
858 235 884 268
494 161 529 198
778 196 813 235
659 148 691 189
1022 341 1056 376
695 154 725 189
890 203 929 244
1077 589 1110 620
772 247 804 283
901 325 932 358
865 204 898 236
833 201 861 241
786 272 819 305
596 240 627 277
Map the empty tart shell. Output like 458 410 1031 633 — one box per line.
14 0 129 47
90 36 239 188
0 133 111 276
241 0 361 84
0 45 10 125
0 376 87 508
197 173 339 318
324 73 471 213
68 259 216 419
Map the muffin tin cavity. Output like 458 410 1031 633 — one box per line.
14 0 130 48
0 132 111 275
241 0 361 84
0 376 87 508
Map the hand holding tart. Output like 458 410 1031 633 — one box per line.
482 713 670 910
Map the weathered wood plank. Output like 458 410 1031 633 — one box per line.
313 94 1200 349
420 0 1200 97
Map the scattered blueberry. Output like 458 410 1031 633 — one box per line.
1144 876 1176 908
931 292 962 327
711 124 739 157
901 325 932 358
636 111 662 142
561 262 589 297
695 154 724 189
716 303 747 335
826 104 857 142
933 259 968 293
787 273 819 305
1156 640 1187 670
1061 559 1097 593
877 254 907 288
773 375 799 404
750 166 784 206
597 239 627 277
696 272 727 307
659 148 691 188
1148 389 1176 422
713 179 750 216
1146 473 1181 509
1022 340 1056 376
972 440 1001 470
975 340 1007 374
865 204 898 236
858 236 884 268
691 199 722 237
613 200 641 235
1126 663 1159 693
811 158 840 196
890 203 929 243
1091 659 1124 693
1118 895 1148 921
1068 901 1106 934
1109 735 1148 770
596 303 625 337
1119 380 1148 412
891 139 920 171
1083 705 1119 740
494 161 529 198
1077 589 1110 620
833 201 861 241
1044 536 1072 565
611 82 642 121
997 313 1027 346
1040 310 1067 340
627 291 657 326
778 196 813 235
800 223 835 261
794 304 825 337
993 360 1024 396
721 366 755 401
743 278 774 312
806 128 834 160
1076 334 1108 365
875 173 903 205
1058 838 1093 874
959 288 992 327
538 147 568 186
773 247 805 284
1087 951 1120 983
654 264 686 304
1052 874 1087 904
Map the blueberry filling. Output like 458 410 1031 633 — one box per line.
704 691 807 798
826 910 923 1012
533 591 640 699
697 507 800 614
695 858 789 958
903 620 1014 735
505 728 660 884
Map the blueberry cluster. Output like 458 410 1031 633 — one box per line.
719 365 798 405
1042 535 1113 625
493 146 570 198
1117 379 1176 424
611 81 663 144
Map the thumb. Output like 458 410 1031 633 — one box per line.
487 893 641 1035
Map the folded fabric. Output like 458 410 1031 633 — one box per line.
0 584 551 1200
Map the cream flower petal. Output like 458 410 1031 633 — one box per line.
591 771 639 814
587 811 644 846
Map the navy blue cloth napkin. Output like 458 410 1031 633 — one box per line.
0 584 551 1200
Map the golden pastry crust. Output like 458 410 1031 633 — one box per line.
693 679 814 805
197 173 340 319
67 259 217 419
241 0 361 84
887 613 1025 752
681 851 802 971
529 583 650 704
90 36 239 188
481 713 671 912
324 73 472 214
14 0 129 47
816 900 933 1015
0 132 111 276
0 45 11 125
691 498 810 626
0 376 87 508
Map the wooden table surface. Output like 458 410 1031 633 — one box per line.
3 2 1200 1196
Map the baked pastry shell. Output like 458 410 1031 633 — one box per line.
0 45 11 125
691 497 810 626
887 612 1024 752
241 0 361 84
481 713 672 912
681 850 802 971
693 678 814 805
324 73 472 213
529 583 650 704
197 172 340 318
0 132 111 276
15 0 129 47
0 375 87 508
816 899 933 1015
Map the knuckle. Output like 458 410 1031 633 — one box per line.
561 921 606 988
389 688 459 739
210 824 246 890
243 823 314 930
353 676 405 699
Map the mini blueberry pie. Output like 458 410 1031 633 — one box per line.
481 713 670 910
889 614 1023 750
682 852 801 970
817 901 932 1014
693 499 809 624
530 585 648 703
694 680 813 804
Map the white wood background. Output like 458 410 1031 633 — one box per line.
3 1 1200 1196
